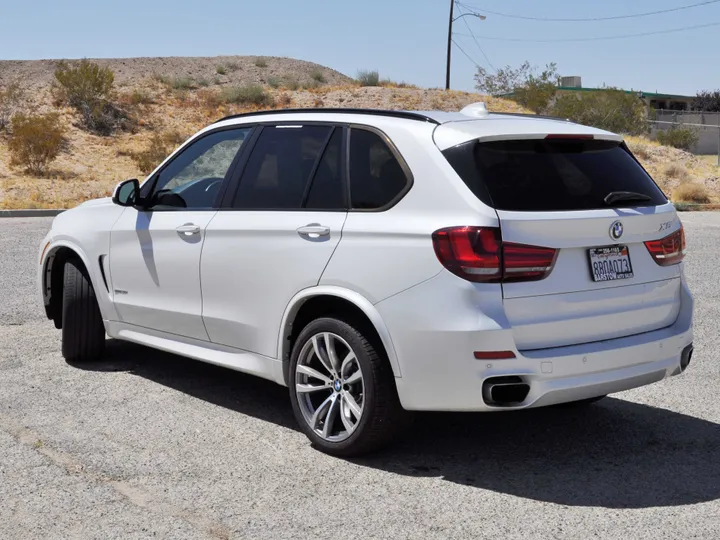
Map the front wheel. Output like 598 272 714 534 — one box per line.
288 317 408 456
61 258 106 362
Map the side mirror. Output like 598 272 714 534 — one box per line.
112 179 140 207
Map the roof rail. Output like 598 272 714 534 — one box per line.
213 108 440 125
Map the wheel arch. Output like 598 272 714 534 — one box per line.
41 241 98 329
278 287 402 385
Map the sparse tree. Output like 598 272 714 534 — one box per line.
691 90 720 112
475 62 560 113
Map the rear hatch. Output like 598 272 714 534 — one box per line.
440 125 683 350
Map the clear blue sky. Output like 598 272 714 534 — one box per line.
3 0 719 96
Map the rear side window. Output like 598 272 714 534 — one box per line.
233 125 333 209
349 128 409 209
442 139 667 211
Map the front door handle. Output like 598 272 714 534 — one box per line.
296 224 330 238
176 223 201 236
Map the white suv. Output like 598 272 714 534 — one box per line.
38 105 694 455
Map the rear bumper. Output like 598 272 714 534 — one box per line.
376 270 694 412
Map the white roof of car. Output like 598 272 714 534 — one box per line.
211 104 622 150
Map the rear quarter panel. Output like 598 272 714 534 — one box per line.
320 120 498 303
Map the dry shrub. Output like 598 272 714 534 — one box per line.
8 113 67 175
656 127 699 151
197 88 221 109
662 163 690 180
220 84 273 106
312 97 324 108
277 93 293 107
310 69 326 83
357 70 380 86
631 144 650 161
0 82 26 131
130 130 187 174
673 182 710 204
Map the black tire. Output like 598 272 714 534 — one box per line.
61 258 105 362
288 317 409 457
554 395 607 408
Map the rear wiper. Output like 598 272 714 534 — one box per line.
604 191 652 206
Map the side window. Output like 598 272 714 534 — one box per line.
148 128 251 209
233 125 333 210
349 128 409 210
304 128 345 210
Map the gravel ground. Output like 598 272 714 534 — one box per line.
1 216 718 540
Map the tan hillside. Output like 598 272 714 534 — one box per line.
0 56 717 209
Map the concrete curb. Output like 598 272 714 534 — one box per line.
0 209 65 218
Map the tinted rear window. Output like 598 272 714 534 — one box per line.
442 139 667 211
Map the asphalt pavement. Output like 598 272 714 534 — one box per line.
1 215 718 539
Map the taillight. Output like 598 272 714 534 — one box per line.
432 226 557 283
644 225 686 266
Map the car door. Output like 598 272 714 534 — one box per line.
201 124 347 357
109 126 254 340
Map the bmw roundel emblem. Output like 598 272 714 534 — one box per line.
334 380 342 392
610 221 624 241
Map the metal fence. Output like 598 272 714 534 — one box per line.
649 110 720 161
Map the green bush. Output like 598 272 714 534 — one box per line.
548 88 648 135
220 84 273 106
53 59 114 108
656 127 699 151
53 59 132 135
8 113 67 175
267 77 282 89
254 57 268 68
216 65 227 75
356 70 380 87
310 69 326 83
169 77 197 90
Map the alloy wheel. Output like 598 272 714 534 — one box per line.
294 332 365 442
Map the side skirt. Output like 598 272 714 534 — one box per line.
105 321 286 385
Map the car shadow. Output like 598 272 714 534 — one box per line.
72 339 720 509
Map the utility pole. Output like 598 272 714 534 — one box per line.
445 0 454 90
446 3 486 90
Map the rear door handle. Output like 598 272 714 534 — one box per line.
296 224 330 238
176 223 201 236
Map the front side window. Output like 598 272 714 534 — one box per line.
232 125 335 210
348 128 409 210
146 128 251 209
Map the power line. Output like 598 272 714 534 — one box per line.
457 5 497 71
453 20 720 42
451 38 482 68
455 0 720 22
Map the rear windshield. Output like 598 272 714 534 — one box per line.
442 139 667 211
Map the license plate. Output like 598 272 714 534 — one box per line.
588 245 634 282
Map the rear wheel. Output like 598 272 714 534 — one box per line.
61 258 105 362
289 317 408 456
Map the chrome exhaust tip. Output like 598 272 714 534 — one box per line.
482 376 530 406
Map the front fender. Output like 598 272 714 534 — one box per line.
277 286 402 381
39 237 118 323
